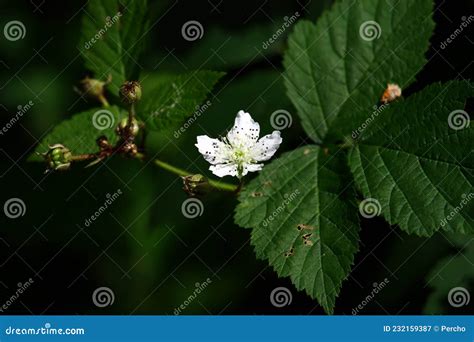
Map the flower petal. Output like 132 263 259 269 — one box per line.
241 163 263 176
252 131 282 161
227 110 260 147
195 135 230 165
210 163 238 178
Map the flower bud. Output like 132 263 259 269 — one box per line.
121 142 138 157
96 135 112 150
42 144 72 172
81 76 105 97
182 174 210 196
116 117 140 137
120 81 142 103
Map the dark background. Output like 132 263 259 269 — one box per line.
0 0 473 315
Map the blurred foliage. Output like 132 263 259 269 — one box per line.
424 234 474 314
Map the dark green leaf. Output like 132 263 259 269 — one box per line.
235 146 360 313
283 0 434 142
348 81 474 236
79 0 149 94
30 106 126 160
137 71 224 131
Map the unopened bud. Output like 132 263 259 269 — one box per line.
116 117 140 137
96 135 112 150
182 174 210 196
121 142 138 157
120 81 142 103
42 144 72 172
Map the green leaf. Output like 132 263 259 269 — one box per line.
30 106 126 160
137 71 224 131
79 0 149 94
235 146 360 313
424 234 474 314
348 81 474 236
283 0 434 143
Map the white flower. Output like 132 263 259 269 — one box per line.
196 110 283 178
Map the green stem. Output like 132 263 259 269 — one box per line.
98 94 109 108
152 159 237 192
128 103 135 126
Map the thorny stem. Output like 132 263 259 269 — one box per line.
137 155 237 192
69 154 97 162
